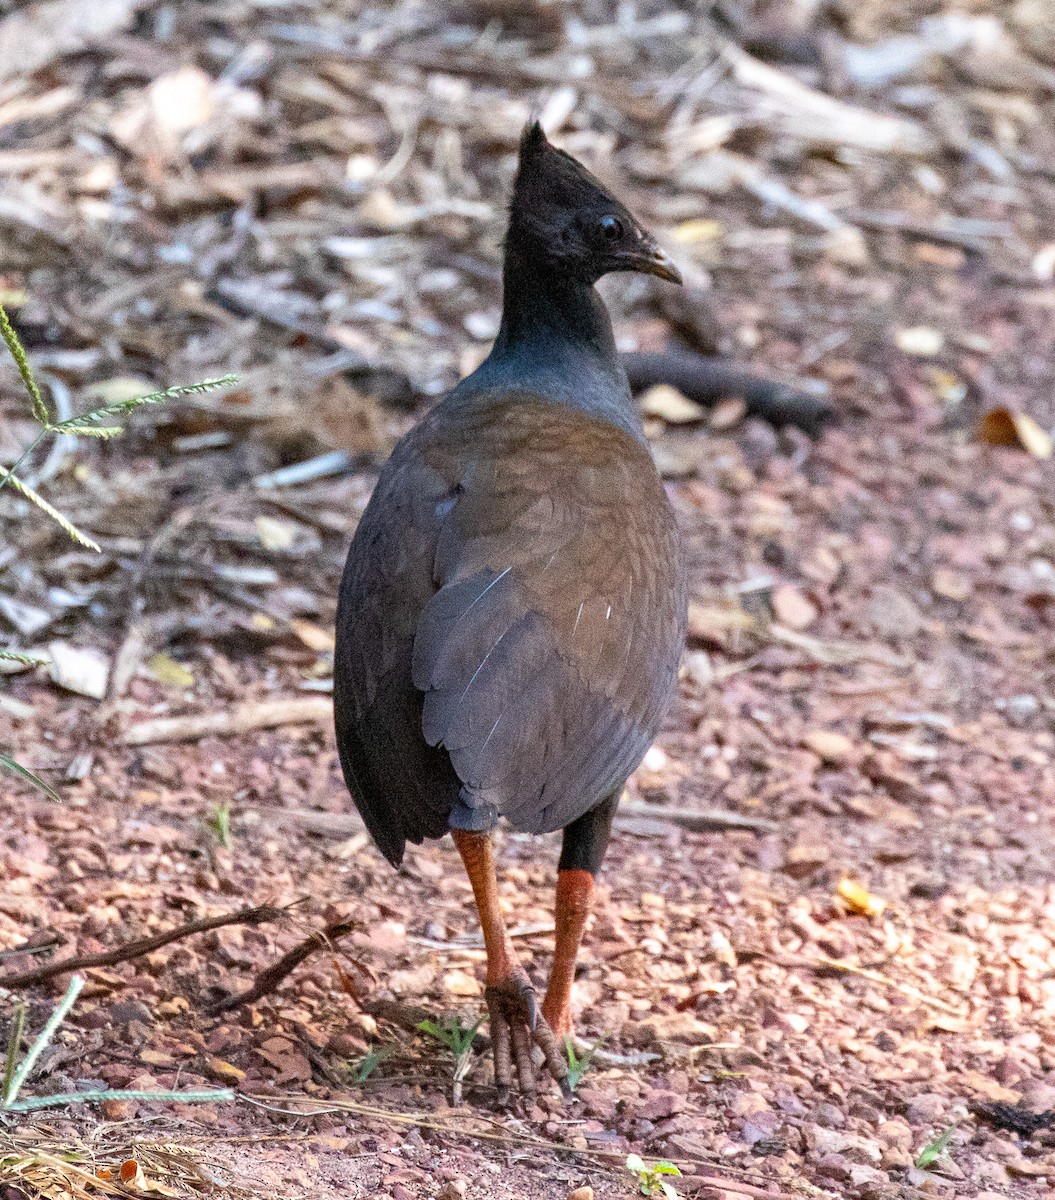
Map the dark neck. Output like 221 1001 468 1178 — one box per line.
453 240 641 439
492 243 619 364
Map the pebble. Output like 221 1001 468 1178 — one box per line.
783 841 832 878
906 1092 947 1125
803 728 856 766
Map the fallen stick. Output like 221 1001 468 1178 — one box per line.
123 697 332 746
623 351 833 436
256 801 777 838
0 904 288 990
617 800 779 835
683 1175 798 1200
205 920 355 1014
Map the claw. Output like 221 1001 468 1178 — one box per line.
524 984 539 1031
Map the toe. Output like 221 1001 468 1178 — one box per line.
510 1019 536 1096
485 990 513 1104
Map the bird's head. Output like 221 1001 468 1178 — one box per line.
506 121 682 287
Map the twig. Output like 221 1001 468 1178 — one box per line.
252 805 365 838
123 696 332 745
0 904 288 990
254 801 778 839
205 920 355 1014
617 800 779 835
683 1175 797 1199
767 950 964 1015
254 450 355 489
623 351 833 435
850 208 1013 250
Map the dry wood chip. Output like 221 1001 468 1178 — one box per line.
0 0 143 85
122 697 332 745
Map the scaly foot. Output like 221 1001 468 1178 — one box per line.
485 970 571 1106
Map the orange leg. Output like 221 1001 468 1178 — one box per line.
452 830 569 1104
541 868 595 1039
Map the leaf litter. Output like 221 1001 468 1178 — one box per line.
2 0 1055 1197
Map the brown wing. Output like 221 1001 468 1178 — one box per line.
412 395 685 834
334 393 686 862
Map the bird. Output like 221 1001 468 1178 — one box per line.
333 121 686 1103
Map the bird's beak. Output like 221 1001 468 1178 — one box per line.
624 241 683 285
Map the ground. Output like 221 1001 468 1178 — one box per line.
2 2 1055 1198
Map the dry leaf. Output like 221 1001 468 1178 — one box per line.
709 396 747 430
639 384 707 424
978 407 1054 458
47 641 110 699
838 878 887 918
148 66 215 137
771 584 818 631
290 618 336 653
443 969 481 997
255 515 298 551
81 376 158 405
803 729 855 765
894 326 944 356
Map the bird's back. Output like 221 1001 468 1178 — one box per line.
333 390 686 864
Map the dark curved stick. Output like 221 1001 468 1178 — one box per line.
622 350 834 436
205 920 355 1014
0 904 288 990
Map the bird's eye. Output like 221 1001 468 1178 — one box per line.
597 215 625 241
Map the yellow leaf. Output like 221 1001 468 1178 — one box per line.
145 652 194 689
838 878 887 918
978 407 1053 459
673 218 723 244
290 618 335 653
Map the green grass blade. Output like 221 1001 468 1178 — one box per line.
0 649 48 665
0 304 48 425
3 1001 25 1104
47 374 238 434
4 975 84 1106
0 754 62 802
0 428 47 498
3 473 101 551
